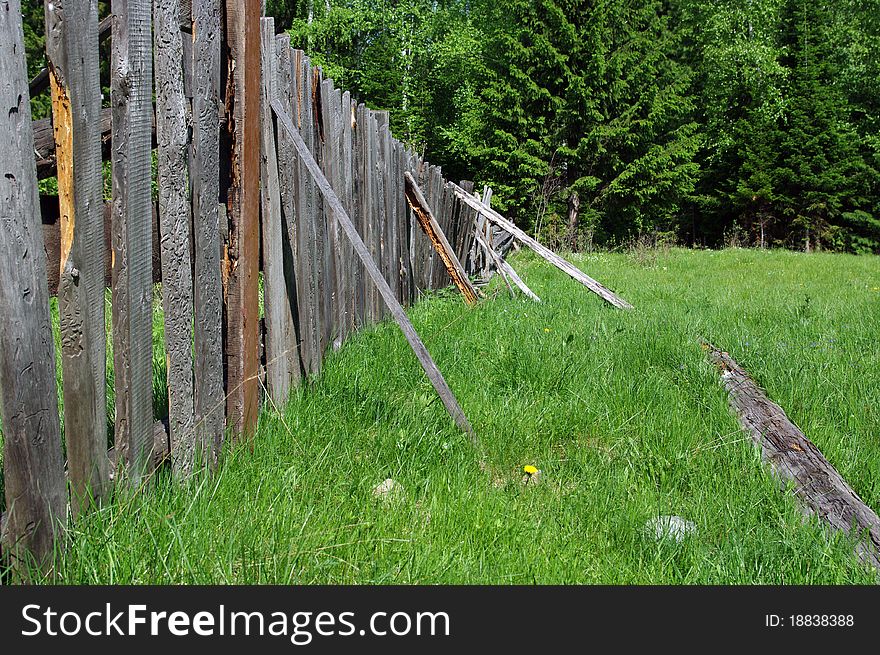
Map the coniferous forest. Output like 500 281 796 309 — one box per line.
23 1 880 252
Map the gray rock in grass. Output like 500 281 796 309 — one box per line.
645 515 697 543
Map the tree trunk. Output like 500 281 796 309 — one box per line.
567 190 580 251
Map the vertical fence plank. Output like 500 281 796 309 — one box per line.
45 0 109 513
191 0 225 463
319 78 339 352
260 18 297 403
112 0 155 484
353 103 368 327
0 0 66 574
340 90 357 336
294 53 322 375
154 0 195 476
222 0 261 439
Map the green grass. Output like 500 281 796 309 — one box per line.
9 247 880 583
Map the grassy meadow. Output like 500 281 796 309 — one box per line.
4 247 880 583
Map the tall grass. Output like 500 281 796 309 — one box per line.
6 247 880 583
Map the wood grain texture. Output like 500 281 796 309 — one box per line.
191 0 225 464
260 19 297 404
272 99 478 445
706 345 880 573
0 0 66 574
45 0 109 515
450 183 633 310
404 172 479 306
154 0 195 477
222 0 261 440
111 0 156 483
273 36 305 384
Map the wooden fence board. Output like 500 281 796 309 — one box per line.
223 0 262 440
319 78 340 352
260 18 299 404
272 100 477 445
0 1 67 573
154 0 196 476
191 0 225 464
45 0 109 513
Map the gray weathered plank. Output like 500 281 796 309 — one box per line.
45 0 109 514
706 345 880 573
222 0 262 440
191 0 225 464
272 99 477 445
111 0 155 483
260 19 298 403
273 36 305 383
154 0 195 476
404 172 479 306
0 0 67 574
450 183 634 310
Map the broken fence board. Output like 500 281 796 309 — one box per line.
706 345 880 573
272 99 477 445
0 1 67 574
450 183 633 310
154 0 196 476
404 172 479 306
46 0 110 514
223 0 262 440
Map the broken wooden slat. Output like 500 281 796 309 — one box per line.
706 344 880 573
450 183 633 310
498 257 540 302
46 0 110 514
111 0 156 482
154 0 196 476
0 1 67 575
272 99 477 445
404 172 479 306
191 0 225 464
222 0 262 440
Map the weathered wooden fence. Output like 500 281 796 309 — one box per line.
0 1 482 575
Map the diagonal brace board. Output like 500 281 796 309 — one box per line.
449 183 633 310
404 172 480 306
271 99 477 446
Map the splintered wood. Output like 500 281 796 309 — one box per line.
404 172 480 306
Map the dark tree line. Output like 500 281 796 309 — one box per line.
22 1 880 252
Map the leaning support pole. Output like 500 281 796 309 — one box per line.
272 100 478 446
449 183 633 310
705 344 880 573
404 172 480 306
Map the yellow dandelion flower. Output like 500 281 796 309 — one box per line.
523 465 538 475
544 328 551 333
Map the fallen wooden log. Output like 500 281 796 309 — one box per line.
272 98 478 446
706 344 880 573
404 172 480 306
449 183 633 310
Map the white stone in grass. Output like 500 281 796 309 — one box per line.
645 515 697 543
372 478 404 502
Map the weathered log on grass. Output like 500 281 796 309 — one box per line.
404 172 480 306
706 344 880 573
449 183 633 310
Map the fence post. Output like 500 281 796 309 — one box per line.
0 0 67 575
45 0 110 514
